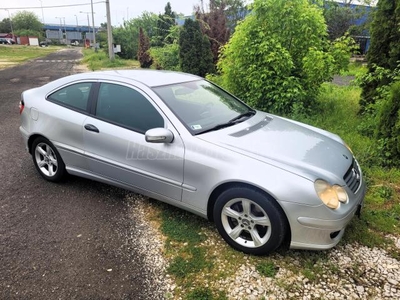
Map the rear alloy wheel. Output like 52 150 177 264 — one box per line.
214 187 287 255
32 137 65 182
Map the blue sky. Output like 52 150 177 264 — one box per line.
0 0 210 27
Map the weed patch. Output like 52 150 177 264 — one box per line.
167 247 212 278
256 261 278 277
81 48 139 70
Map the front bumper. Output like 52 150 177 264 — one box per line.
282 179 366 250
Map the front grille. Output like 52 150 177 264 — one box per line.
343 158 361 193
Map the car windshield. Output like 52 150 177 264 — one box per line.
153 80 254 134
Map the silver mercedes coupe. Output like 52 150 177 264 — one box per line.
19 70 365 255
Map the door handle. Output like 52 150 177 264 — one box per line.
84 124 99 133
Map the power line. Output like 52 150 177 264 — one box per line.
0 2 104 10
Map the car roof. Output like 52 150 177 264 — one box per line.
80 70 202 88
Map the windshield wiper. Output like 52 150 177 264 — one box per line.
196 110 256 135
228 110 256 123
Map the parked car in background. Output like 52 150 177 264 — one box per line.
19 70 366 255
39 41 49 47
0 37 12 45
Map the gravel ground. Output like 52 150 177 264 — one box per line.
125 193 171 299
132 195 400 300
214 244 400 300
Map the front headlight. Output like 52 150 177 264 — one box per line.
314 179 348 209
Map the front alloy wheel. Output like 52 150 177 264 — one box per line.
214 187 287 255
221 198 272 248
32 137 65 182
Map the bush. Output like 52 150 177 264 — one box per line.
375 81 400 166
150 43 180 71
137 27 152 68
360 0 400 111
81 49 126 71
217 0 352 115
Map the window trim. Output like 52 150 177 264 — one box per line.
45 80 98 115
91 81 166 135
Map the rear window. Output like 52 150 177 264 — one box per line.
48 82 92 111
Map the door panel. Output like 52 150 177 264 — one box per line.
43 82 94 170
82 82 184 200
83 117 184 200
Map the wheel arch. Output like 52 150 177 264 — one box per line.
28 134 46 154
207 181 292 247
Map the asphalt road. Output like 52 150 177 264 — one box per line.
0 49 156 299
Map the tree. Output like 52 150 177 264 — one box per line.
367 0 399 70
0 18 12 33
324 1 354 40
113 12 158 59
356 0 400 165
179 18 214 77
12 11 42 36
375 82 400 166
216 0 352 114
196 0 230 65
155 2 176 46
150 25 181 71
323 1 374 41
360 0 400 110
138 27 152 68
215 0 246 32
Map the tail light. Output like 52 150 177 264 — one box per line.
19 100 25 114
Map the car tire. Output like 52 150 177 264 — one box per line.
213 186 288 255
32 137 66 182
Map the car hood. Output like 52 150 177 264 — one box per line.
197 112 353 183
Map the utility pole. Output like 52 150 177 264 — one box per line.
39 0 45 24
106 0 114 60
90 0 96 48
80 11 91 46
74 14 79 32
74 15 80 43
5 9 14 42
55 16 63 43
63 17 66 43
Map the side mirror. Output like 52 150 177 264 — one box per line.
145 128 174 143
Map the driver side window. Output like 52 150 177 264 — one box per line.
96 83 164 133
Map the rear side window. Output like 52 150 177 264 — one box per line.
48 82 92 111
96 83 164 133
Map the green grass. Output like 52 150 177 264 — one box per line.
81 48 140 70
0 45 61 68
167 247 213 278
160 207 206 245
155 203 223 297
339 61 367 77
186 288 227 300
256 261 278 277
